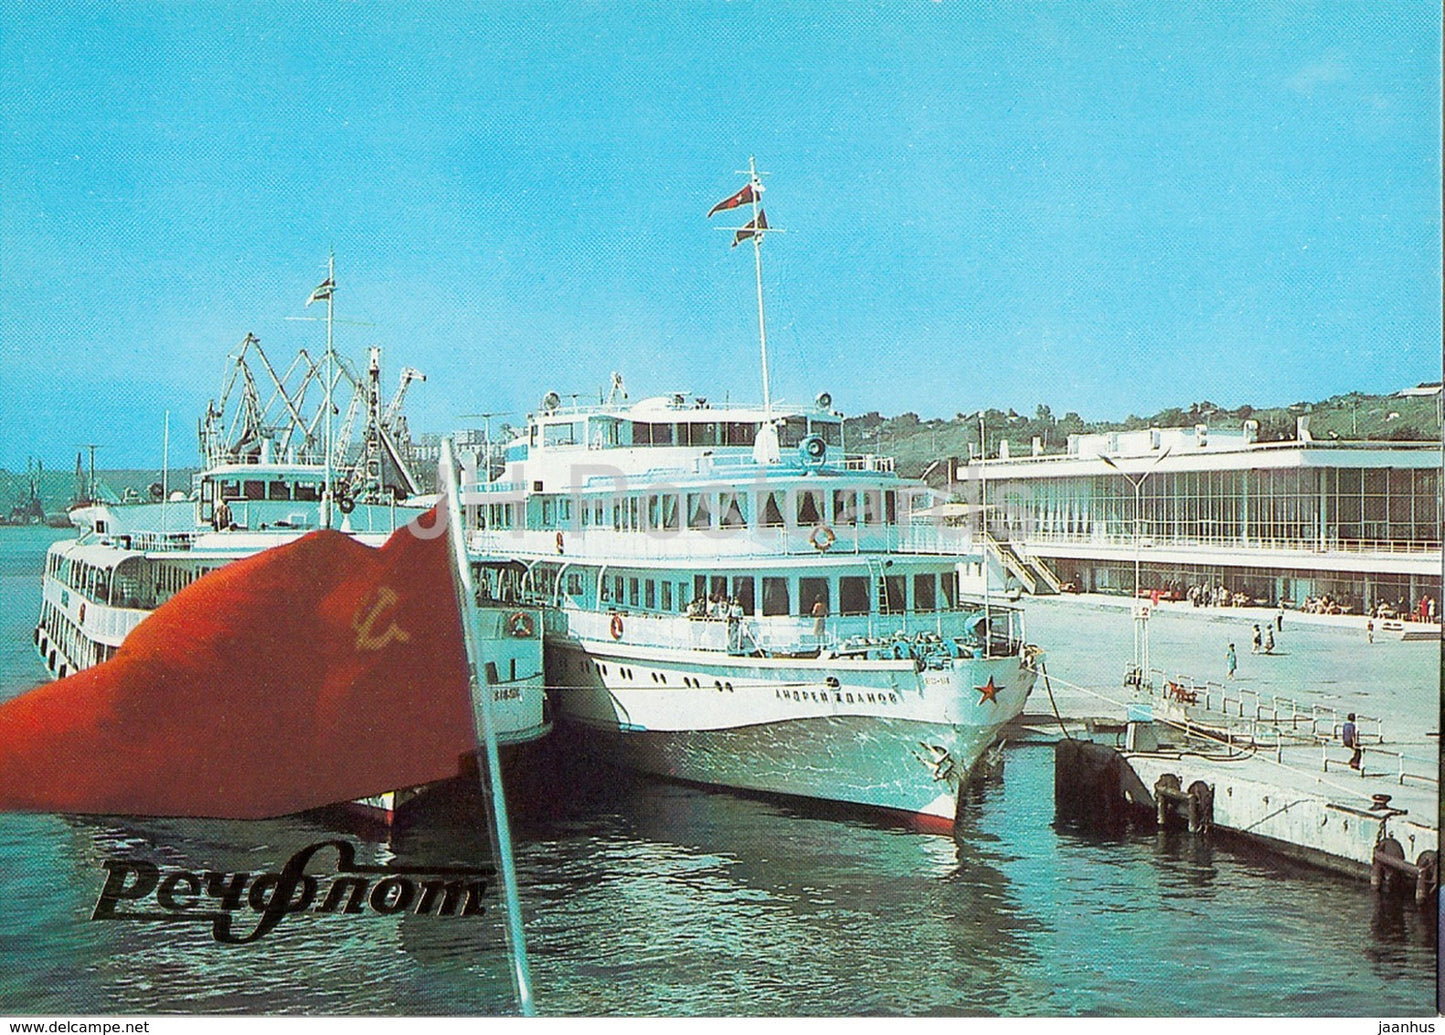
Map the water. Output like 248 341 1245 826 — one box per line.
0 526 1436 1016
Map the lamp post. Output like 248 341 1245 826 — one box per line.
1099 447 1171 688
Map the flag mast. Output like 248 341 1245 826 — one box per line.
745 156 772 420
322 253 336 529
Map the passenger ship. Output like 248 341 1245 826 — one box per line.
33 273 549 821
460 164 1039 829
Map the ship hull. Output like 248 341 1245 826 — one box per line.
548 637 1035 827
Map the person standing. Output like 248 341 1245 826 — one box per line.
1275 606 1284 631
1226 643 1237 679
1342 713 1362 770
1263 626 1274 654
1366 618 1374 644
811 596 828 643
1251 624 1262 654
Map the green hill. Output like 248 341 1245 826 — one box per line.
844 390 1442 478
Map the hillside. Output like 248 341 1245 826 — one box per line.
844 390 1442 479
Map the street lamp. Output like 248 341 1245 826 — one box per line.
1098 447 1171 688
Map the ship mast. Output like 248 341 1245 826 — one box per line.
321 253 336 528
743 157 773 420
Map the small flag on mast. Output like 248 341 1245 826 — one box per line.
708 182 761 218
307 278 334 306
732 210 769 247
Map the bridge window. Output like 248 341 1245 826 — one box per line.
220 481 241 500
661 582 673 611
811 421 842 446
268 481 291 501
243 480 265 501
725 422 757 446
834 489 857 527
778 416 807 448
862 490 882 525
295 482 319 501
543 422 582 447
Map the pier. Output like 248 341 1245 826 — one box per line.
1018 595 1439 901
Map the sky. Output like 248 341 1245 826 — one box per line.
1 2 1440 469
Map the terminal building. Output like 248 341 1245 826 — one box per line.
954 418 1441 615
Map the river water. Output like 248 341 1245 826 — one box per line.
0 526 1436 1016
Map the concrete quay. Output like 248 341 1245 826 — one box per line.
1012 592 1439 895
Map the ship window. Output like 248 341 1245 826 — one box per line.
614 575 624 603
812 421 842 447
941 572 957 610
796 489 824 527
628 578 639 606
243 480 265 501
644 580 655 608
799 578 829 618
541 498 555 526
725 422 756 446
688 493 712 529
661 582 673 611
885 491 897 525
694 574 707 601
566 573 583 597
914 574 937 612
834 489 857 526
862 490 883 525
220 481 241 500
882 575 906 615
679 582 689 609
268 481 291 501
839 576 869 615
760 491 785 528
544 422 581 447
719 492 748 529
484 662 499 685
651 423 674 446
684 422 718 446
733 576 754 613
778 416 807 448
710 576 728 601
589 418 620 448
295 482 319 501
661 494 679 531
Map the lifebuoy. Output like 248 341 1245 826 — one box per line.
610 613 624 640
556 531 565 554
809 525 837 551
337 493 356 515
508 612 535 638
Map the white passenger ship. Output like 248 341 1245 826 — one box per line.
33 271 549 821
460 165 1040 828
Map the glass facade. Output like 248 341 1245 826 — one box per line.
991 463 1440 549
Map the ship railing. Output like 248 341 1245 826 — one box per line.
1013 529 1441 558
558 606 1000 656
468 523 979 560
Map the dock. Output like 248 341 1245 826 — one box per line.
1029 661 1439 902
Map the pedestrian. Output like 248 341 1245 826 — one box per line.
1276 606 1284 632
726 596 744 653
1366 618 1374 644
1263 626 1274 654
1342 713 1362 770
1430 597 1438 623
1251 624 1262 654
1226 643 1237 679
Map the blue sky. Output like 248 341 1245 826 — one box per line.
2 2 1439 468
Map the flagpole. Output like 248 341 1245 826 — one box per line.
322 253 336 529
747 156 772 420
439 438 535 1016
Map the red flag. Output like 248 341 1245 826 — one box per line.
732 209 769 247
306 278 334 306
707 182 760 217
0 508 476 819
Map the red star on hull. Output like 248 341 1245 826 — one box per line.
975 676 1001 704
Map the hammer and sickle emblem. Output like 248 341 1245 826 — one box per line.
352 585 412 652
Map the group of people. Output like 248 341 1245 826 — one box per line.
1226 608 1286 677
687 594 745 622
